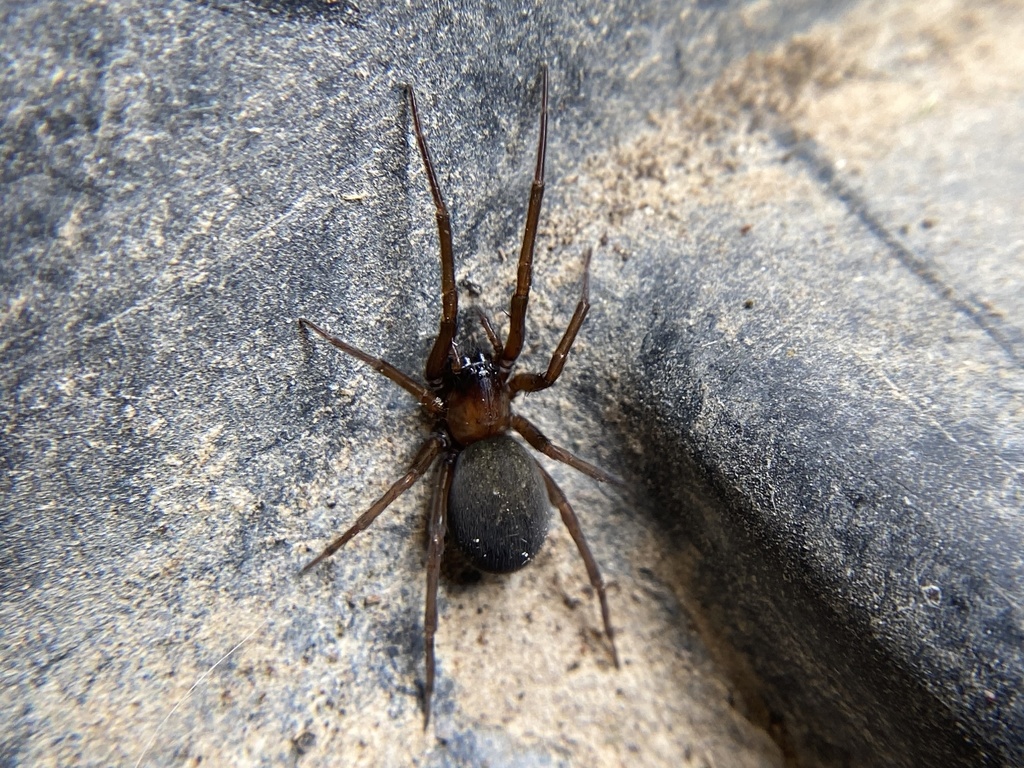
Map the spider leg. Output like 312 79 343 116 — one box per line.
534 461 619 668
423 455 454 729
499 65 548 375
298 318 444 415
300 434 446 573
408 85 458 386
472 306 504 357
512 414 622 486
510 248 591 395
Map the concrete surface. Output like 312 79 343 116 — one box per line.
2 0 1021 766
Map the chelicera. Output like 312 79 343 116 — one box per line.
298 65 619 726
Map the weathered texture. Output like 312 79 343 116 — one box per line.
3 0 1021 766
591 2 1024 764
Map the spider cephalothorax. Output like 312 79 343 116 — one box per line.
443 349 512 445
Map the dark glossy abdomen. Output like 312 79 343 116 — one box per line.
448 435 550 574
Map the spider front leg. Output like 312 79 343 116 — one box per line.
499 65 548 375
407 84 458 386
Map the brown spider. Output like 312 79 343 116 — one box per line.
298 65 619 727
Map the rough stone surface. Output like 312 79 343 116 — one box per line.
2 0 1021 767
597 2 1024 764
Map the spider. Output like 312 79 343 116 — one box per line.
298 65 619 727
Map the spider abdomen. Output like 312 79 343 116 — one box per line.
448 434 550 574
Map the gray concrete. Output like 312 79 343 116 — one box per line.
3 0 1021 766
